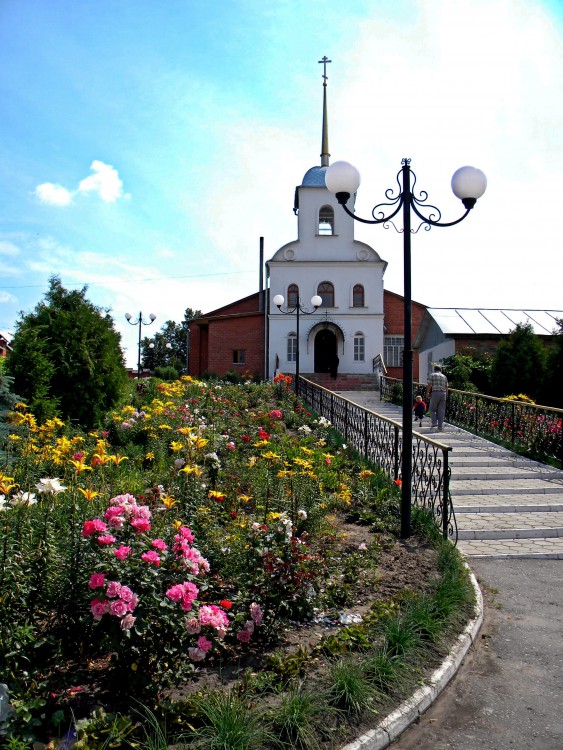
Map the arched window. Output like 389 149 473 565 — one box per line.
287 284 299 308
317 281 334 307
353 332 365 362
353 284 365 307
318 205 334 235
287 332 297 362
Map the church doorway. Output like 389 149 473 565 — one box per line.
314 329 337 374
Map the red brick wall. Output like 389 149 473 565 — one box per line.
383 290 427 381
206 313 265 378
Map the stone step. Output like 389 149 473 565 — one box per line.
456 511 563 540
451 479 563 495
455 495 563 513
451 466 562 481
456 538 563 558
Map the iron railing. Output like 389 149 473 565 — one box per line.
381 376 563 467
299 376 456 542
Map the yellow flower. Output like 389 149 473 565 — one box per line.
276 469 294 478
253 440 269 448
145 452 155 461
8 434 21 441
208 490 226 501
162 494 177 508
262 451 280 461
191 437 208 450
108 454 128 465
300 446 313 455
238 494 253 504
77 488 100 501
359 470 375 479
158 424 173 430
172 520 183 530
69 459 93 473
170 441 184 452
180 465 202 477
247 456 258 467
178 426 197 436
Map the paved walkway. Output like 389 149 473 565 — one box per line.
337 392 563 558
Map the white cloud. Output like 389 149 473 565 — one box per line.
0 241 20 256
0 291 17 304
34 160 129 207
34 182 74 206
78 160 129 203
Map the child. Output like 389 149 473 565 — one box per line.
413 395 426 427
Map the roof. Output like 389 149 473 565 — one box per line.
425 308 563 336
301 165 328 187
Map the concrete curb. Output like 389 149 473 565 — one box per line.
338 565 484 750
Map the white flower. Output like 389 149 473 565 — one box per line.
0 496 6 511
12 491 37 507
297 509 308 520
317 416 331 428
36 478 67 495
298 425 312 434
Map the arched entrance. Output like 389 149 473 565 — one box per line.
314 329 337 374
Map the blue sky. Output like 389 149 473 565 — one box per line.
1 0 562 366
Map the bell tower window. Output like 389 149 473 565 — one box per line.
318 205 334 235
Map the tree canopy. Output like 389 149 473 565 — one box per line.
7 277 127 427
141 307 201 376
490 322 548 401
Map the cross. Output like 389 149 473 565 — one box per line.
318 56 331 83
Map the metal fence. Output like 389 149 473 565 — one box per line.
299 377 456 541
381 376 563 467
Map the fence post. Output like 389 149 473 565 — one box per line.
344 401 349 441
442 449 450 539
364 410 369 460
474 395 478 433
511 401 516 448
393 425 400 481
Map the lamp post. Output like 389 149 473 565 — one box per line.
325 158 486 538
125 311 157 379
273 294 323 396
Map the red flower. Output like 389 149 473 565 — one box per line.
220 599 233 610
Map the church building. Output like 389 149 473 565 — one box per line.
188 63 426 386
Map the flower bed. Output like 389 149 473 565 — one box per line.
0 376 461 748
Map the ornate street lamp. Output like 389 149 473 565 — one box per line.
273 294 323 396
125 311 157 379
325 158 486 538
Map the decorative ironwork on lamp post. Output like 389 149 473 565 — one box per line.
273 294 323 396
325 158 487 538
125 311 157 379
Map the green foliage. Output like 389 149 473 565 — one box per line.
325 656 378 719
267 686 332 750
543 318 563 408
141 307 201 374
491 323 548 401
153 365 179 381
7 277 127 428
189 691 273 750
440 350 492 393
0 371 20 458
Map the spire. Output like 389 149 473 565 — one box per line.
318 56 331 167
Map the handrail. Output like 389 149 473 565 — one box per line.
372 353 387 375
381 376 563 466
299 376 456 542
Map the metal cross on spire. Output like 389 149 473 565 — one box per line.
318 56 332 167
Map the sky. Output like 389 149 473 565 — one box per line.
1 0 562 367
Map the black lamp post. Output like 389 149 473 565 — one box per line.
325 158 486 538
125 311 157 379
273 293 323 396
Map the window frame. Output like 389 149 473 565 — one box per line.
287 332 297 362
383 336 404 368
352 284 365 307
353 333 365 362
318 205 335 235
233 349 246 365
317 281 335 307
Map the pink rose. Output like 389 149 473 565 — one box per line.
185 617 201 634
90 598 109 620
97 534 116 546
127 593 138 612
269 410 283 420
237 630 251 643
151 538 168 551
131 518 151 533
82 519 108 537
141 550 160 566
197 636 212 653
188 647 206 662
109 599 128 617
119 586 134 602
88 573 106 589
120 614 136 630
249 602 263 625
114 545 132 560
166 584 184 602
106 581 122 598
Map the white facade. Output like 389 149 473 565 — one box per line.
267 165 387 378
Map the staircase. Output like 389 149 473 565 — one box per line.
303 373 379 391
333 392 563 558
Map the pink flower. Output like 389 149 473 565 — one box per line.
82 519 107 537
120 614 136 630
114 545 132 560
177 526 195 543
119 586 134 602
97 534 116 546
88 573 106 589
188 647 206 662
197 636 212 653
132 504 151 520
249 602 263 625
106 581 122 598
131 517 151 533
109 599 128 617
141 550 160 566
199 604 229 630
227 442 236 450
166 584 185 602
185 617 201 634
127 593 138 612
269 410 283 420
237 630 251 643
244 620 255 634
151 538 168 551
90 598 109 620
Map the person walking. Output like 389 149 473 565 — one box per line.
426 365 448 431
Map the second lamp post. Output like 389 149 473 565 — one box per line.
273 294 322 396
125 311 157 379
325 158 486 538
